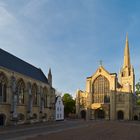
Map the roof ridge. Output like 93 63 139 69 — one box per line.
0 48 40 71
0 48 48 84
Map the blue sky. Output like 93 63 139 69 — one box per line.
0 0 140 96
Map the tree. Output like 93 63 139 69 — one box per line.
136 80 140 105
62 93 75 117
136 81 140 95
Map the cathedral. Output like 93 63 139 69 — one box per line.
76 35 140 120
0 49 56 126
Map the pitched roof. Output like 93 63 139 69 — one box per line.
0 48 48 84
55 96 63 104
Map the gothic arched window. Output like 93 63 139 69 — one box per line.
93 75 110 103
17 79 25 104
0 73 7 103
32 84 38 105
43 87 48 108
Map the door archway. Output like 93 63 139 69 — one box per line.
117 111 124 120
0 114 6 126
80 110 86 119
95 108 105 119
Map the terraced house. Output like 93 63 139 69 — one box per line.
0 49 56 126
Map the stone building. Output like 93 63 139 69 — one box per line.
76 35 140 120
0 48 56 126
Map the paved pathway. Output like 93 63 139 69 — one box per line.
0 120 87 140
27 120 140 140
0 120 140 140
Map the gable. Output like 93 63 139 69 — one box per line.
90 66 110 81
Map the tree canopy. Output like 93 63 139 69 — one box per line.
136 80 140 105
136 81 140 95
62 93 75 117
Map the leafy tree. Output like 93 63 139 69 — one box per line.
136 81 140 95
62 93 75 117
136 80 140 105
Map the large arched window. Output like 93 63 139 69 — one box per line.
27 82 32 113
32 84 38 105
93 75 110 103
17 79 25 104
0 73 7 103
43 87 48 108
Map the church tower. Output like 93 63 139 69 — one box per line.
119 34 135 93
48 68 52 87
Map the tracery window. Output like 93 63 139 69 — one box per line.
32 84 38 105
43 87 48 108
0 73 7 103
17 79 25 104
93 75 110 103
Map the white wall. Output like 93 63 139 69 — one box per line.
55 96 64 121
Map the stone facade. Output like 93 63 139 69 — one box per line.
76 35 140 121
0 49 56 126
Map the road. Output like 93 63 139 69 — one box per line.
0 120 140 140
0 120 88 140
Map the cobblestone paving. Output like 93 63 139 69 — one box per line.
26 121 140 140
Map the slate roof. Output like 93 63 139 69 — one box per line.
0 48 48 84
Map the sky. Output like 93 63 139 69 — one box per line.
0 0 140 96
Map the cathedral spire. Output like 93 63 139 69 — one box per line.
123 33 131 68
49 68 52 75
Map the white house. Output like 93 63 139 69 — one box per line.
55 96 64 121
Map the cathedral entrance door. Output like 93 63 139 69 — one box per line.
0 114 5 126
80 110 86 120
95 108 105 119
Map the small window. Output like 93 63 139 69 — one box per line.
129 70 131 76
